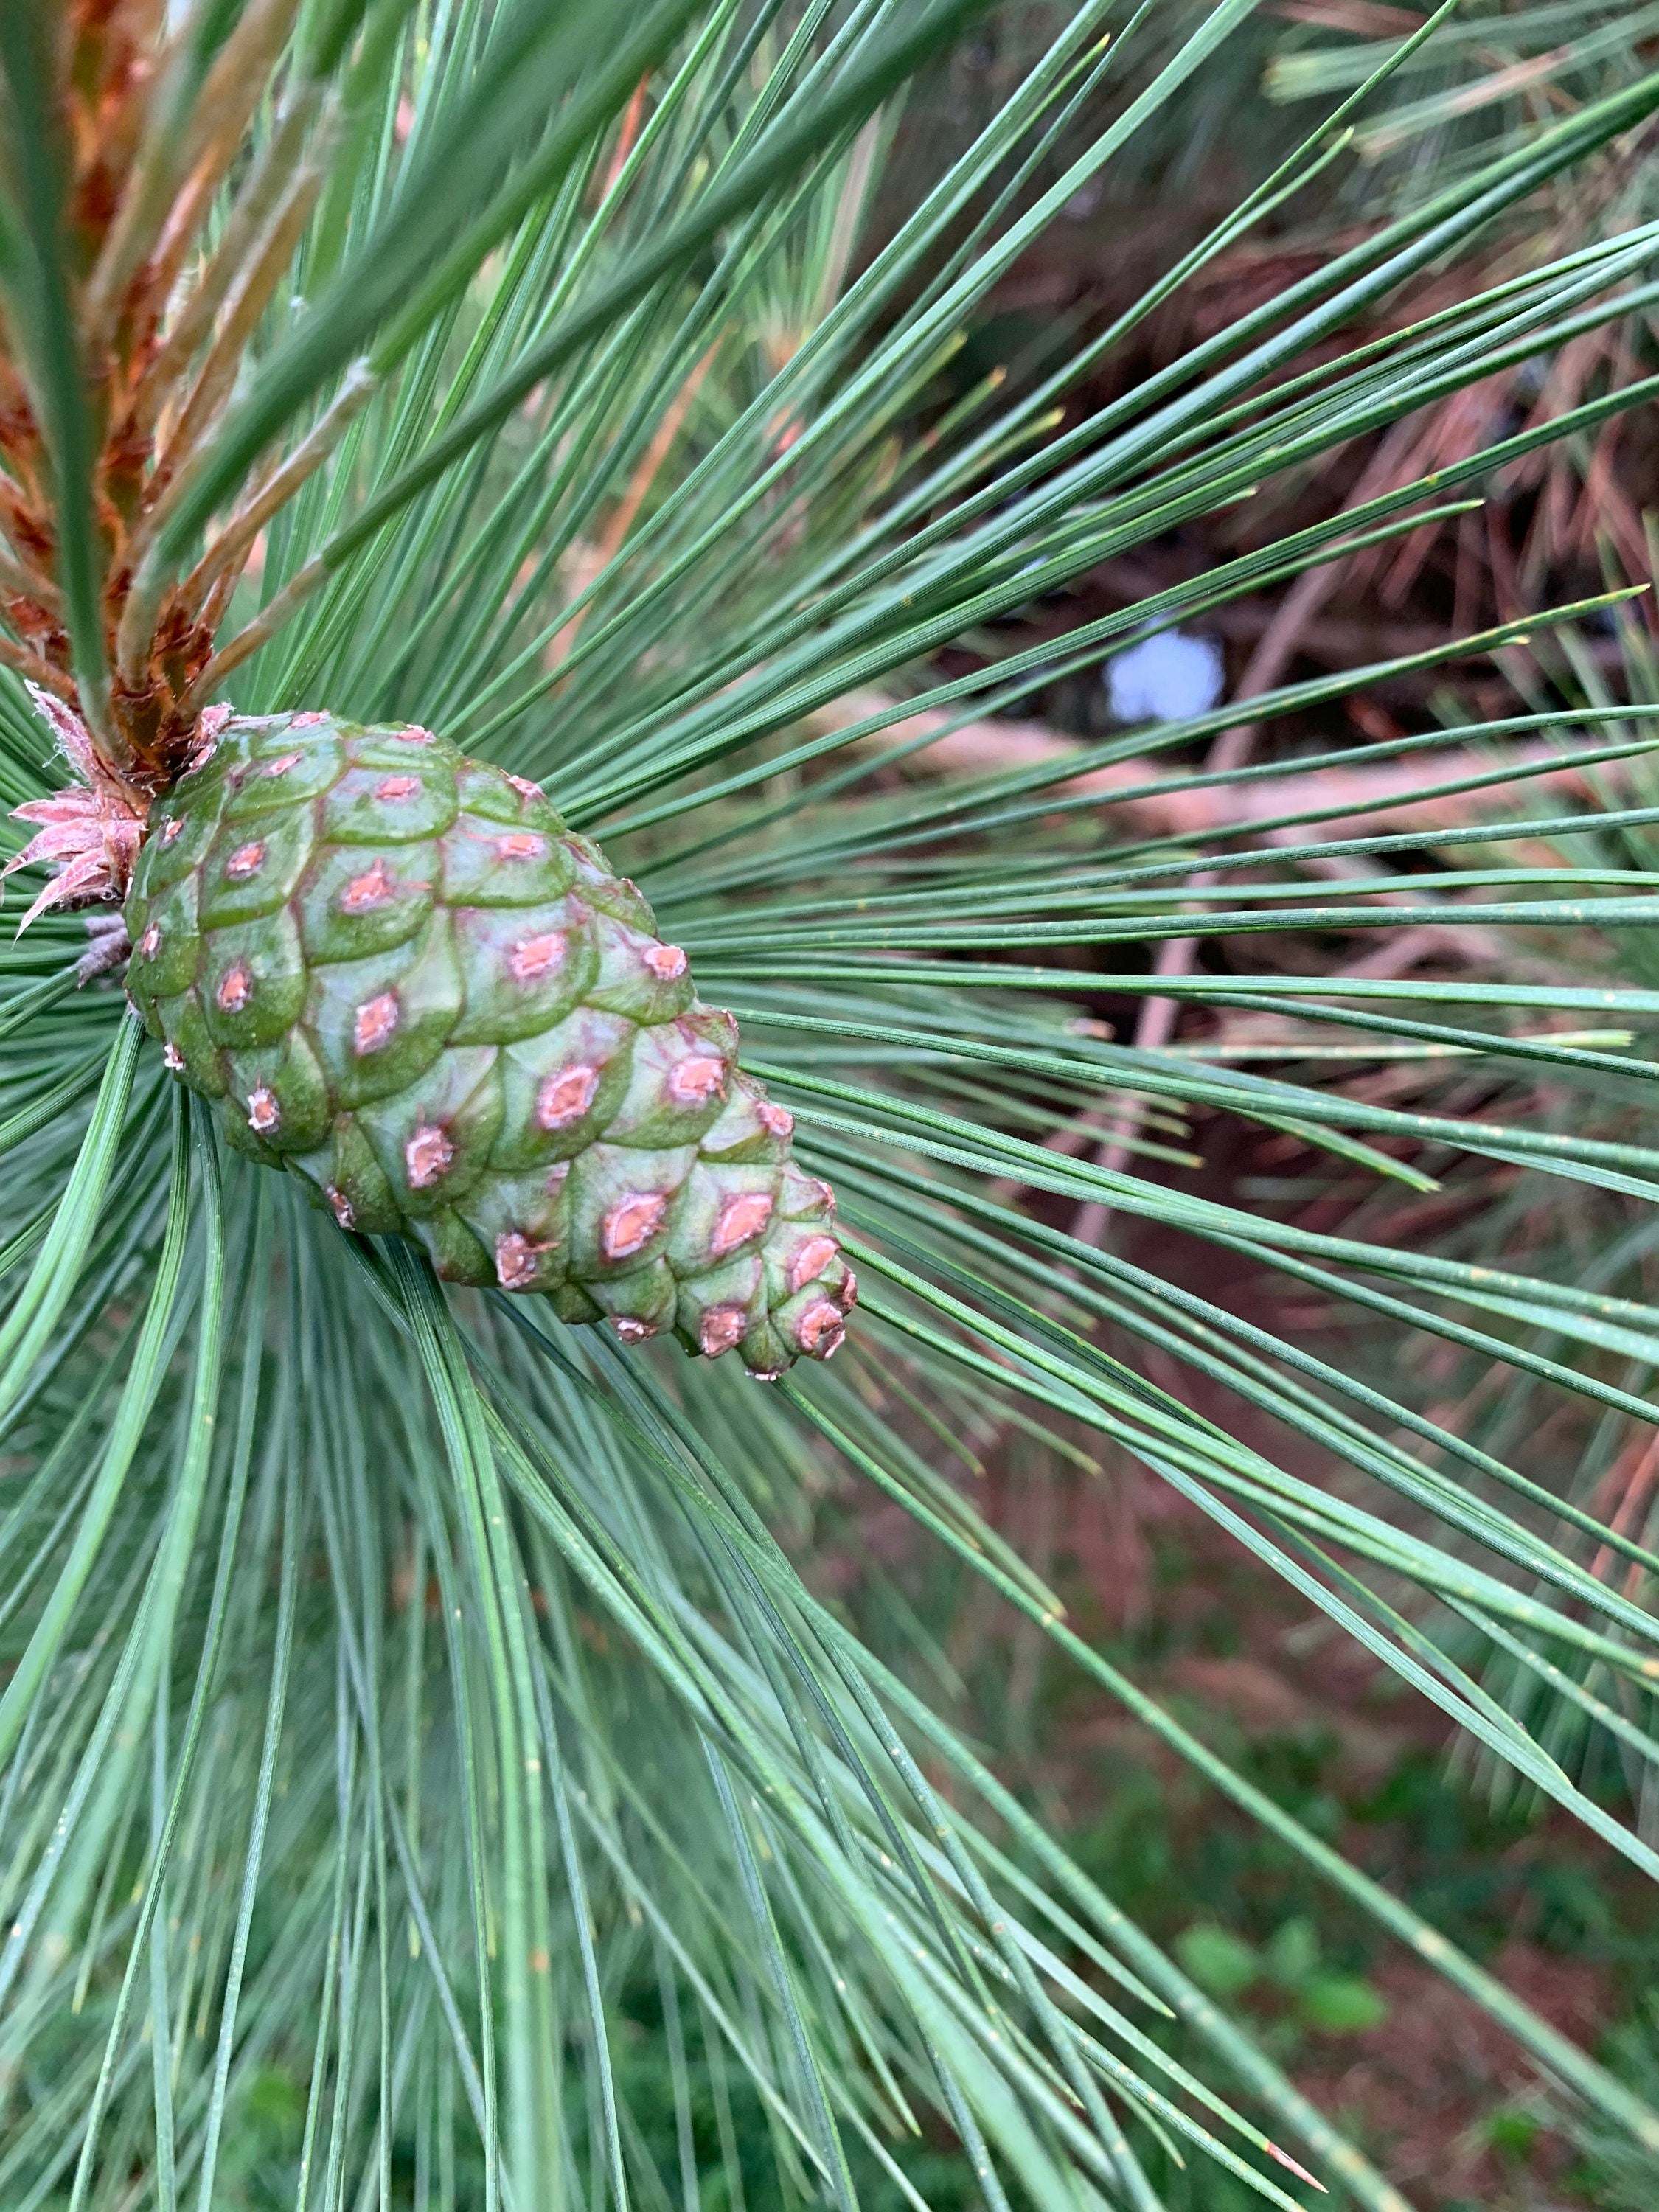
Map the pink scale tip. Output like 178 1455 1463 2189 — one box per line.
711 1189 772 1259
536 1064 597 1129
406 1124 454 1189
216 963 251 1012
796 1300 845 1357
495 1231 550 1290
786 1235 838 1294
668 1054 726 1106
602 1189 667 1261
353 992 400 1053
508 931 564 983
340 858 394 912
698 1305 747 1357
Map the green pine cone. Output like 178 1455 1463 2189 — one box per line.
122 711 853 1374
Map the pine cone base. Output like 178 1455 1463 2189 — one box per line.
123 712 852 1372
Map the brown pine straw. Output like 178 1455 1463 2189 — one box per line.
829 692 1612 849
1590 1430 1659 1599
818 535 1633 1222
545 341 723 672
848 633 1581 1214
1065 426 1471 1242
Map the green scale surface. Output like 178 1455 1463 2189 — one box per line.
124 711 853 1374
